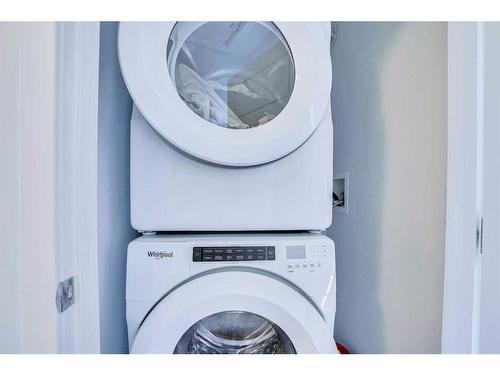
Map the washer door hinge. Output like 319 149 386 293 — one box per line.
56 276 75 313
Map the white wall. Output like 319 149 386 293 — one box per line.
0 22 59 353
479 22 500 353
477 22 500 354
442 22 500 354
0 22 22 353
440 22 483 354
97 22 137 353
328 22 447 353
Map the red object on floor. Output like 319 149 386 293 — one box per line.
336 342 351 354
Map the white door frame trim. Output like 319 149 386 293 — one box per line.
441 22 485 354
54 21 101 353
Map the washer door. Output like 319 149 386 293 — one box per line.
131 270 336 354
118 22 331 166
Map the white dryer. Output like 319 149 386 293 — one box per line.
126 233 338 354
118 22 333 232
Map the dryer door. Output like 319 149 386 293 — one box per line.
130 270 337 354
118 22 331 166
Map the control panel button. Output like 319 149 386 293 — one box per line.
203 249 214 255
266 246 276 260
193 248 202 262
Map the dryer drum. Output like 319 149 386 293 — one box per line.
166 22 295 130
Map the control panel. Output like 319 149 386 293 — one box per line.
193 246 276 262
285 244 327 273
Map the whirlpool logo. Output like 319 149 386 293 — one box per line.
147 251 174 260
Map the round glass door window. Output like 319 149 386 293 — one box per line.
166 22 295 129
174 311 296 354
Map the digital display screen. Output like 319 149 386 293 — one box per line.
286 245 306 259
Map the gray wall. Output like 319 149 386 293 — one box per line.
97 22 137 353
328 22 447 353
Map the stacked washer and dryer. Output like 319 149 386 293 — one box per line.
118 21 337 354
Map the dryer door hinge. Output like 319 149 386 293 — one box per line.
56 276 75 313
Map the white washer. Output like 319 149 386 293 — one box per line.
126 233 338 354
118 22 333 231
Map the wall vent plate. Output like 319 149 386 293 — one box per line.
333 172 349 215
